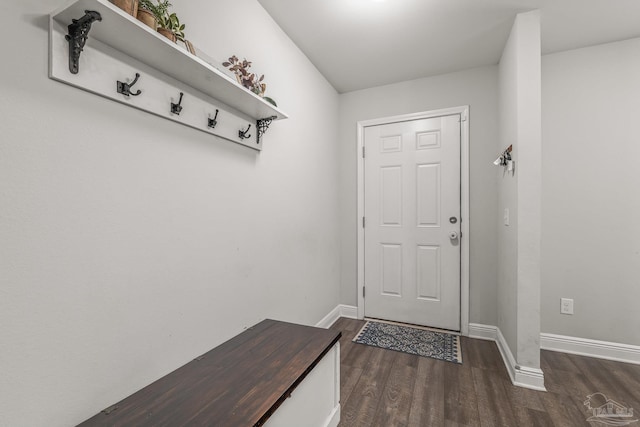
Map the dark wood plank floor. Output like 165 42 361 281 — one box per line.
331 318 640 427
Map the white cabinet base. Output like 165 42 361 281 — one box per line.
264 343 340 427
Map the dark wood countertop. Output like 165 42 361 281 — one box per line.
78 319 341 427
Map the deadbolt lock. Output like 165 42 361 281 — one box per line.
449 217 458 224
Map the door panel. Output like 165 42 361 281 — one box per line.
381 244 402 296
380 166 403 225
417 245 440 301
416 163 440 226
364 115 461 330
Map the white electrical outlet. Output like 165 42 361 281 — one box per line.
504 208 510 226
560 298 574 315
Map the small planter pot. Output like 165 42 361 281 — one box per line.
136 8 157 29
111 0 138 17
157 28 177 43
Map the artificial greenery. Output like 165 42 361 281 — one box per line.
222 56 266 96
158 12 186 42
138 0 170 18
138 0 185 41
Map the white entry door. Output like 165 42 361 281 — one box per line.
363 114 461 330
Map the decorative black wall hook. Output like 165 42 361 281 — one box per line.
208 109 219 129
66 10 102 74
256 116 277 145
171 92 184 115
501 145 513 166
239 124 252 140
117 73 142 97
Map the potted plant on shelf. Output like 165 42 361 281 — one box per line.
110 0 138 17
136 0 170 30
222 56 277 106
157 11 185 43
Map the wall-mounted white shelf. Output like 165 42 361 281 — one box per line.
49 0 288 150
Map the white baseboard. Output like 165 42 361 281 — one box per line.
339 305 358 320
468 323 498 341
469 323 546 391
316 306 341 329
541 333 640 365
495 328 545 391
316 305 358 329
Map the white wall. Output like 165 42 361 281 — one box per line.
497 10 542 368
338 66 499 326
514 11 542 369
541 37 640 346
497 19 520 356
0 1 340 425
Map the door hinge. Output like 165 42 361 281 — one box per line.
363 286 365 298
362 216 365 228
362 146 365 158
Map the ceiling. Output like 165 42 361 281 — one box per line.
257 0 640 93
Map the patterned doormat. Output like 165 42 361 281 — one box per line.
353 320 462 364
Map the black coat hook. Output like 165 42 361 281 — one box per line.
239 124 252 140
171 92 184 115
117 72 142 97
208 109 219 129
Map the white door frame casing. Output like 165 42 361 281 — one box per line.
356 106 470 336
